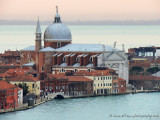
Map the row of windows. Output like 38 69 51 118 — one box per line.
94 76 112 80
41 66 91 73
63 56 94 62
94 83 112 87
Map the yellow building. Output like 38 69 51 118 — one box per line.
86 75 113 95
9 74 40 96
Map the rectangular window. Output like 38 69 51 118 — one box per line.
41 66 44 72
57 42 61 48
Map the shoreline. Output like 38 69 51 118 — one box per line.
0 90 159 114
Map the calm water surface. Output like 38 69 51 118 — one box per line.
0 93 160 120
0 25 160 52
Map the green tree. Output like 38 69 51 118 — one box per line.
147 67 160 74
18 83 29 96
18 83 23 88
130 66 144 75
22 83 29 96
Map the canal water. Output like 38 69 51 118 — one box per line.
0 92 160 120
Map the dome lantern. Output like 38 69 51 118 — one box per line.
54 6 61 23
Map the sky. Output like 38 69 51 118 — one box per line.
0 0 160 21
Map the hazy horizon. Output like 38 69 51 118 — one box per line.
1 0 160 21
1 20 160 25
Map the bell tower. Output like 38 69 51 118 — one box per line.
35 18 42 74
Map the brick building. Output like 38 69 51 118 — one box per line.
129 75 160 90
0 81 18 109
0 50 20 63
72 70 126 94
41 74 93 97
20 7 128 84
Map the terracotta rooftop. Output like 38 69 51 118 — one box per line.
0 50 20 57
50 75 92 82
118 78 126 81
8 74 39 82
130 63 150 68
74 70 111 76
129 75 160 81
0 63 20 66
0 81 17 90
0 68 29 78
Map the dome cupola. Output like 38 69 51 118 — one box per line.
44 6 72 42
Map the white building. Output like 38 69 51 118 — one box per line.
18 88 23 105
98 50 129 84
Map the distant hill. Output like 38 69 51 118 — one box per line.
1 20 160 25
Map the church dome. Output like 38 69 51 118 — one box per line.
44 6 72 42
44 23 72 41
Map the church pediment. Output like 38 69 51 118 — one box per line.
104 52 125 61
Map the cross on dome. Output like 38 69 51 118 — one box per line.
56 6 58 14
54 6 61 23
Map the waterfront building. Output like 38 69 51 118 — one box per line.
18 87 23 105
112 77 126 94
129 75 160 90
20 6 129 84
73 70 126 95
0 81 18 109
41 74 93 97
8 75 40 96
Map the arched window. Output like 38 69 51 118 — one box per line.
76 56 80 62
63 56 67 62
89 56 93 62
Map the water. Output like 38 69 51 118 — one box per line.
0 25 160 52
0 25 160 119
0 93 160 120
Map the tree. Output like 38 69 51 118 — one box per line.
147 67 160 74
18 83 29 96
22 83 29 96
130 66 144 75
18 83 22 88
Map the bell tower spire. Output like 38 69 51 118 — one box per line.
35 17 42 74
54 6 61 23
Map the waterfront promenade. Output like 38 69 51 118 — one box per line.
0 89 160 114
0 92 66 114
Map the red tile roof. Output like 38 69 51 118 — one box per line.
0 81 17 89
50 75 92 82
118 78 126 81
74 70 111 76
129 75 160 81
8 74 39 82
5 68 29 75
130 63 150 68
0 50 20 57
0 68 29 78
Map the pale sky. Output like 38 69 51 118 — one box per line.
0 0 160 21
